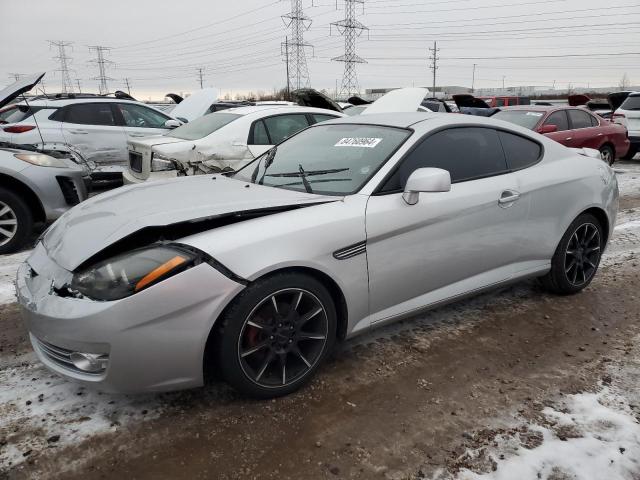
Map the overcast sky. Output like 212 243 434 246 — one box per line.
1 0 639 99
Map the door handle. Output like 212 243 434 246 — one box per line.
565 137 573 141
69 129 88 134
128 134 146 137
499 190 521 207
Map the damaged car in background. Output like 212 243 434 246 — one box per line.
0 75 217 185
125 103 343 183
17 108 617 398
0 74 90 253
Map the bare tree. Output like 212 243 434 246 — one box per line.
619 73 631 91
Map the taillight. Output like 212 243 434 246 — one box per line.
3 125 36 133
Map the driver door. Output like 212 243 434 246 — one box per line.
365 127 529 324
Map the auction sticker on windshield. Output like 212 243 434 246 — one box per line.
335 137 382 148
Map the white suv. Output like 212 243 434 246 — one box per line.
613 92 640 160
0 96 181 181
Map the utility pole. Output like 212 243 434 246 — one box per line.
281 0 312 90
49 40 75 94
331 0 368 99
196 67 205 89
76 78 82 93
471 64 477 93
284 37 291 100
88 45 114 95
502 75 506 91
125 78 131 95
429 41 439 94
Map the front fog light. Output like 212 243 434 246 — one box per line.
70 352 109 373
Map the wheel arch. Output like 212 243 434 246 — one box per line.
0 173 46 223
580 206 610 245
202 265 350 381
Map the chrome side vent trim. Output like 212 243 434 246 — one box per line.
333 241 366 260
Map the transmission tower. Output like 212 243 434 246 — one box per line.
88 45 114 95
331 0 368 98
50 41 75 94
281 0 312 90
429 41 439 94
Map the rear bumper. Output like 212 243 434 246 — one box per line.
16 250 245 393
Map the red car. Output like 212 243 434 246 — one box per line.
493 106 630 165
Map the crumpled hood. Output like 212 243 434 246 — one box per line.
43 175 338 271
129 135 187 150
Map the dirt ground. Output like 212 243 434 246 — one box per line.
1 162 639 480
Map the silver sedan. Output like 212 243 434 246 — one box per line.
16 112 618 398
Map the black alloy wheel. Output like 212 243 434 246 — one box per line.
564 222 601 287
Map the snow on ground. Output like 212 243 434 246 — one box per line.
456 386 640 480
0 251 29 305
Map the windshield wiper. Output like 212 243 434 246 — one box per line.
265 167 349 178
256 146 278 185
298 164 313 194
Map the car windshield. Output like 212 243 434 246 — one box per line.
620 95 640 111
492 110 545 130
166 112 241 140
233 123 411 196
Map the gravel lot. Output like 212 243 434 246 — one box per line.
1 162 639 480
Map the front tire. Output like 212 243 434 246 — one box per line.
0 187 33 255
217 272 337 398
599 144 615 166
539 213 603 295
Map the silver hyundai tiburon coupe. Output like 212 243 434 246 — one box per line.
16 111 618 398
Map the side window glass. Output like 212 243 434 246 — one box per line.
250 120 270 145
568 109 593 129
116 103 169 128
310 114 338 124
498 131 541 171
590 115 600 127
543 111 569 132
263 114 310 144
65 103 115 126
381 127 508 192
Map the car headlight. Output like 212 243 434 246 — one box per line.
14 153 67 168
151 152 177 172
70 246 196 301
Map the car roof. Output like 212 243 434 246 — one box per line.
320 112 440 128
12 97 143 108
222 105 343 117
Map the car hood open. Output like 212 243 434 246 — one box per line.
43 175 339 271
170 88 219 122
291 89 343 113
0 72 45 109
452 94 491 109
363 88 429 115
608 91 632 111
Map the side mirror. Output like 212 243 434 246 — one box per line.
538 124 558 134
402 167 451 205
164 119 182 129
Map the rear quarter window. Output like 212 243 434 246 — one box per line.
620 95 640 110
497 131 542 171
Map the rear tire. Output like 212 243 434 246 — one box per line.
621 145 638 161
0 187 33 255
599 144 615 166
216 272 337 398
539 213 603 295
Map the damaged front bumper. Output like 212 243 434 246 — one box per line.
16 243 245 393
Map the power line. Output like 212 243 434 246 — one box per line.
331 0 368 98
49 40 75 94
282 0 313 89
88 45 114 95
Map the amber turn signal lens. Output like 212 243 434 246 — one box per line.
135 255 187 292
